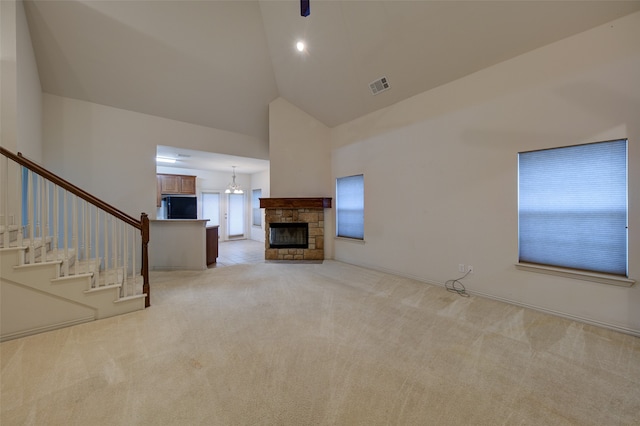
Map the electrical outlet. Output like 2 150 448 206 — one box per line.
468 265 474 274
458 264 465 273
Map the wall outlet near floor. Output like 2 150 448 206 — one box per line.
458 263 465 273
468 265 474 274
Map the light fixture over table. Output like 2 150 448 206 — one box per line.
225 166 243 194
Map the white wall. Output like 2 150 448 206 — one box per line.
330 12 640 334
1 0 18 152
0 0 42 159
250 168 269 242
43 94 269 220
268 98 332 198
16 0 42 162
1 0 21 234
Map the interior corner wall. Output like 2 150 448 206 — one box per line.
0 0 42 160
1 0 18 152
268 97 332 198
42 94 269 220
330 11 640 334
16 0 42 162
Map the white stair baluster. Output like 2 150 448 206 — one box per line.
94 206 100 286
84 201 90 275
104 213 109 284
1 157 8 249
28 171 35 264
45 180 51 257
123 224 129 297
63 190 69 276
52 185 59 262
72 195 78 275
77 199 83 271
16 165 23 248
132 226 137 296
39 175 45 260
111 216 116 287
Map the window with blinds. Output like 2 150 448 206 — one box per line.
336 174 364 240
252 189 262 227
518 139 628 276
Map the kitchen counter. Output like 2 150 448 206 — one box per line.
149 219 209 270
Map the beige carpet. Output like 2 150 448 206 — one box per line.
2 261 639 425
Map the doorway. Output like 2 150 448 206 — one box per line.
201 191 245 241
227 192 245 239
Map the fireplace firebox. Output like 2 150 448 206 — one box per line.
269 223 309 249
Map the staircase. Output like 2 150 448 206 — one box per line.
0 148 150 342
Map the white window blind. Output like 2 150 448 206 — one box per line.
518 139 628 276
202 192 220 226
336 174 364 239
252 189 262 227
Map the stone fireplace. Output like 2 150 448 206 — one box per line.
260 198 332 261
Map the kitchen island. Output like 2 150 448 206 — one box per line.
149 220 217 270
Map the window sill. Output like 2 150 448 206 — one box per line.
516 263 635 287
334 236 365 245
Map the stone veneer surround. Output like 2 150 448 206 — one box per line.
260 198 332 261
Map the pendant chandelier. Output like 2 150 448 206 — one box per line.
225 166 243 194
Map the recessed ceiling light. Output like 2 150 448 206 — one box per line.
296 41 305 52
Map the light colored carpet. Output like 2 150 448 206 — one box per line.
2 261 639 425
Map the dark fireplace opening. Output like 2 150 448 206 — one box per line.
269 223 309 249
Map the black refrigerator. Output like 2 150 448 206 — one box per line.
164 196 197 219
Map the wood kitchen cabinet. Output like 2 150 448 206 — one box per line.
206 226 219 265
157 173 196 206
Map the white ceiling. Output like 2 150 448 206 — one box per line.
156 145 270 174
25 0 640 169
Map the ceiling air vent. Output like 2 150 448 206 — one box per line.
369 76 390 95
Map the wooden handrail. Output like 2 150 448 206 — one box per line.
1 146 150 307
0 147 140 229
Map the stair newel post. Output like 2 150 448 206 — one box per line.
131 223 136 299
141 213 150 307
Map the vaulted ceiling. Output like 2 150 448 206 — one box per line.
25 0 640 144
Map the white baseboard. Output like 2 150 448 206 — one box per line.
0 316 95 342
335 259 640 338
